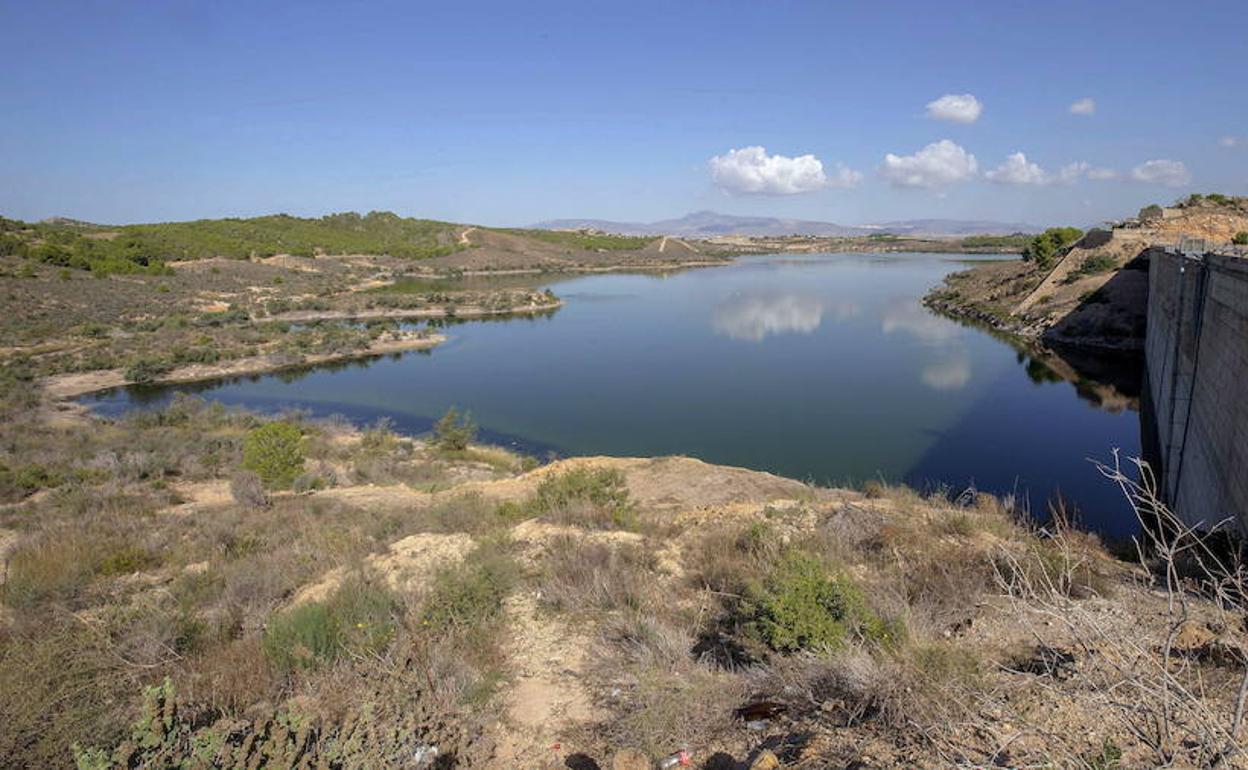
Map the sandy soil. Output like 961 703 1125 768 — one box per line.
40 332 446 400
269 298 562 324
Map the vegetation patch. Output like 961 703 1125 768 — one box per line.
241 421 305 488
432 406 477 452
261 579 399 672
1021 227 1083 268
495 228 654 251
745 552 893 653
419 541 517 635
497 466 635 528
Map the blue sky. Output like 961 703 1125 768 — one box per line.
1 0 1245 227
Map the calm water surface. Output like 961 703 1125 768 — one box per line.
90 254 1143 536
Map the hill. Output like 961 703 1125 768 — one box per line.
2 389 1242 768
0 212 721 277
0 212 465 274
925 195 1248 351
533 211 1042 238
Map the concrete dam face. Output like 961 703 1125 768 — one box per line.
1145 247 1248 537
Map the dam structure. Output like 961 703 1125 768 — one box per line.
1145 244 1248 537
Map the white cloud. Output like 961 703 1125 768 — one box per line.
925 93 983 124
1055 161 1090 184
1069 97 1096 116
1086 167 1119 181
985 153 1091 186
1220 136 1241 148
1130 159 1192 187
824 164 864 188
708 146 858 195
879 140 978 188
985 152 1048 185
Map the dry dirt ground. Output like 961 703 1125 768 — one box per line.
926 203 1248 354
3 383 1246 768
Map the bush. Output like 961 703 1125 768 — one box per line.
497 466 635 528
241 422 305 489
123 357 173 384
1021 227 1083 269
420 545 517 634
433 406 477 452
746 552 891 653
1138 204 1163 222
1069 253 1117 280
1233 231 1248 245
261 579 398 672
229 470 269 508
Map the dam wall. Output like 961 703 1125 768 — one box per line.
1145 247 1248 536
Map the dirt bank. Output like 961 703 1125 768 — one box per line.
41 331 446 400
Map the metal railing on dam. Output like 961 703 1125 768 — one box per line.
1145 245 1248 536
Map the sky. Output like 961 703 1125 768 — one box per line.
1 0 1245 228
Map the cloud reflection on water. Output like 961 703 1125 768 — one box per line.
882 298 973 391
712 291 838 342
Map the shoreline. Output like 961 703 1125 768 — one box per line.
41 332 447 401
269 298 563 323
443 259 732 277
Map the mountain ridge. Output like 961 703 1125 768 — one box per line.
532 210 1043 238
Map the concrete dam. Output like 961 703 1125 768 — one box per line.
1144 246 1248 536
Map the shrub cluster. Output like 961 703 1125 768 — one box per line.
261 580 399 672
241 421 305 489
1021 227 1083 268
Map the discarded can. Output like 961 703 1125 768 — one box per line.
658 749 692 768
412 744 440 768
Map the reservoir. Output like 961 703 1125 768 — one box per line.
87 253 1143 537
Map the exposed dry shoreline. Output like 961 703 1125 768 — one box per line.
41 332 446 401
270 297 563 323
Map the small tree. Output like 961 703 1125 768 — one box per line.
1233 231 1248 245
1022 227 1083 269
433 406 476 452
242 421 305 489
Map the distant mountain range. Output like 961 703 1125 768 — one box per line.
531 211 1042 238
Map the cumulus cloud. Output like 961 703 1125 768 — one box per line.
1130 159 1191 187
1220 136 1242 148
879 140 978 188
1055 161 1090 184
985 154 1091 185
711 292 825 342
1069 97 1096 116
925 93 983 123
1086 167 1119 181
708 146 858 195
985 152 1048 185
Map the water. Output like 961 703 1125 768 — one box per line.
88 253 1144 537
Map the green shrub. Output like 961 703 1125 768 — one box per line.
1233 231 1248 245
497 466 634 528
1068 253 1117 280
746 552 891 652
421 545 517 634
0 462 60 502
241 421 305 488
123 357 173 384
1021 227 1083 269
433 406 477 451
262 580 398 672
